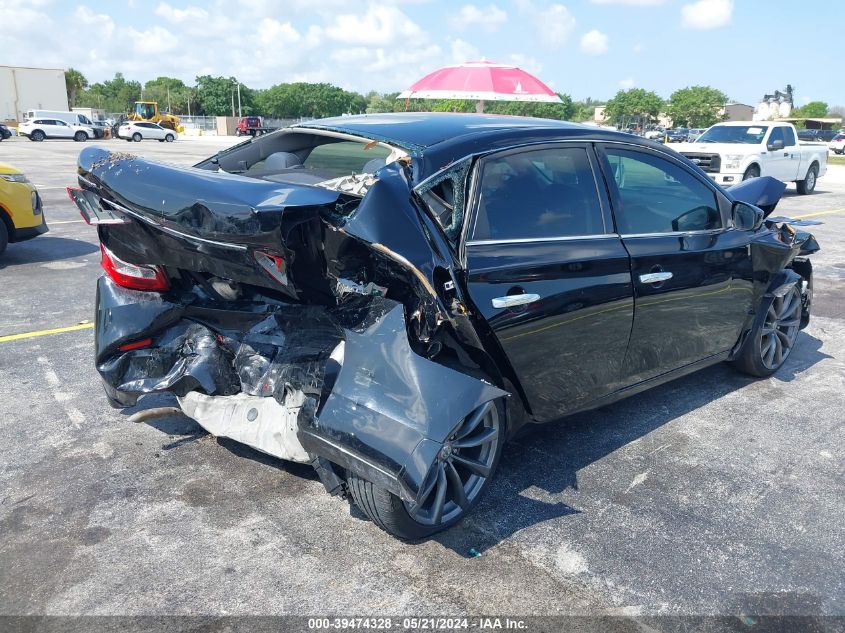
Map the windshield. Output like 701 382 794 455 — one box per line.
697 125 769 144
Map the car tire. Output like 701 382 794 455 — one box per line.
742 164 760 181
796 164 818 195
31 130 45 142
165 134 174 143
73 131 88 142
731 284 803 378
132 133 142 142
0 220 8 255
347 398 506 540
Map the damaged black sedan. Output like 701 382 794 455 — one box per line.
71 113 819 539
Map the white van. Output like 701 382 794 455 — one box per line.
24 110 104 138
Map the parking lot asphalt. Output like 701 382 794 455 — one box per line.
0 136 843 618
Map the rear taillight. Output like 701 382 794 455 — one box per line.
254 250 288 286
118 338 153 352
100 243 170 292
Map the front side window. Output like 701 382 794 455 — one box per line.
604 147 721 234
768 127 785 147
782 126 796 146
472 147 604 241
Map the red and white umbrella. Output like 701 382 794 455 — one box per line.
398 60 562 110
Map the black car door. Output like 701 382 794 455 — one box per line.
463 143 634 421
597 143 755 384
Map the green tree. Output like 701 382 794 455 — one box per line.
258 83 366 119
791 101 828 119
604 88 663 128
65 68 88 108
667 85 728 127
195 75 256 116
142 76 193 114
572 98 604 122
76 73 141 113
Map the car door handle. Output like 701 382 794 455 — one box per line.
639 272 673 284
492 293 540 309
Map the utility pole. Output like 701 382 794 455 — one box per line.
231 90 235 117
236 82 242 118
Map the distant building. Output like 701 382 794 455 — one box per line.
723 103 754 121
0 65 68 124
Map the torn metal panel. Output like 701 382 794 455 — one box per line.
178 391 312 463
726 176 786 215
297 304 507 501
78 146 351 300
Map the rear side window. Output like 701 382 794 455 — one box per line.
604 147 721 234
472 147 604 241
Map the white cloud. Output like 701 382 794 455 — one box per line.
450 4 508 32
450 38 481 63
633 43 644 53
536 4 577 50
127 26 179 55
619 78 636 89
580 30 609 55
324 5 425 46
681 0 733 30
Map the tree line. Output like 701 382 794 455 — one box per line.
65 68 838 128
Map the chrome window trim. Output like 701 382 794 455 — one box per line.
466 234 617 247
619 228 726 239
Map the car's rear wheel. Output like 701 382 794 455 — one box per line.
31 130 45 142
132 132 142 142
743 164 760 181
731 285 802 377
165 134 174 143
0 220 8 255
347 399 506 540
73 131 88 142
796 164 818 195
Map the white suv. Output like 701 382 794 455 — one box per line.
829 133 845 155
118 121 177 143
19 118 94 142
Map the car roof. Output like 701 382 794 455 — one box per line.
297 112 584 149
294 112 646 178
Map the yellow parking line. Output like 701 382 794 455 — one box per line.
791 207 845 219
0 322 94 344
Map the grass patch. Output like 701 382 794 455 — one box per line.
828 154 845 166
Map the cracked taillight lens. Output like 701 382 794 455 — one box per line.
100 243 170 292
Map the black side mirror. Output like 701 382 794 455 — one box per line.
732 201 764 231
768 139 784 151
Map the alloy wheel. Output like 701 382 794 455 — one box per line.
760 286 801 370
405 400 501 526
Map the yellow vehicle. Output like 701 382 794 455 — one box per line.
128 102 184 133
0 163 48 255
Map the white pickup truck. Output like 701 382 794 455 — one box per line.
674 121 828 194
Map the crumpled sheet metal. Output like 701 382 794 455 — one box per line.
178 390 313 463
298 304 508 502
726 176 786 214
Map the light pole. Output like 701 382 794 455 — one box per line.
234 79 242 118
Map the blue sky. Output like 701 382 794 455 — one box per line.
2 0 843 106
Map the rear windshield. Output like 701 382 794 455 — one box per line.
697 125 768 144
